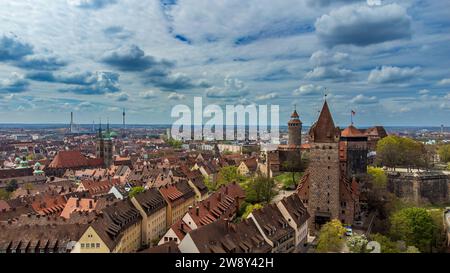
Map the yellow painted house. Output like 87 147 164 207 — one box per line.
130 188 167 247
76 199 142 253
159 180 196 228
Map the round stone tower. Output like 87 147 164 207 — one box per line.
288 107 302 146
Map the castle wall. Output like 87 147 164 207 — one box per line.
387 172 450 204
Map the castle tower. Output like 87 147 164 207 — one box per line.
307 101 341 228
288 106 302 146
340 125 368 179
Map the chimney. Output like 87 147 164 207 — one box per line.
89 200 93 209
196 206 199 216
225 185 229 195
76 198 80 208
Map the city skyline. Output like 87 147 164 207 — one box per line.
0 0 449 126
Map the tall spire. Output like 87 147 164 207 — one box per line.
106 117 110 134
310 100 337 143
98 118 102 137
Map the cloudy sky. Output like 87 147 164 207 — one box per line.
0 0 449 126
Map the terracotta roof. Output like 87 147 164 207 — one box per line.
185 183 244 228
241 157 258 171
79 178 121 196
309 101 338 143
159 180 195 206
48 150 103 169
170 219 192 241
290 110 299 119
60 197 101 219
341 125 365 137
30 193 67 216
0 200 11 212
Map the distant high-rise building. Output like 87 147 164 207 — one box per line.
69 112 78 134
122 108 126 138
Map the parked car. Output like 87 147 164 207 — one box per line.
345 226 353 236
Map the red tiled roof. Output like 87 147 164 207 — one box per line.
48 150 103 169
341 125 364 137
309 101 338 143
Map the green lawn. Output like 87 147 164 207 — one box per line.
274 172 303 190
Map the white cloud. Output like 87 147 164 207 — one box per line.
309 50 349 66
139 90 157 99
293 84 323 96
418 89 429 95
437 78 450 86
305 67 353 81
351 94 378 104
205 76 248 98
368 66 420 84
255 92 278 101
168 92 185 100
315 3 411 47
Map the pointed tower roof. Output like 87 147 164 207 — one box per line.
289 105 302 124
309 101 337 143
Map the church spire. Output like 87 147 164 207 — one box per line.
98 118 102 138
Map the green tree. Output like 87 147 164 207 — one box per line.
128 186 145 198
370 233 400 253
217 166 247 187
390 207 437 252
376 136 426 170
438 144 450 162
24 183 33 191
347 234 369 253
281 154 302 187
0 189 11 200
316 219 346 253
241 203 263 219
405 246 420 253
244 176 277 204
367 166 387 189
428 209 447 252
5 179 18 192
